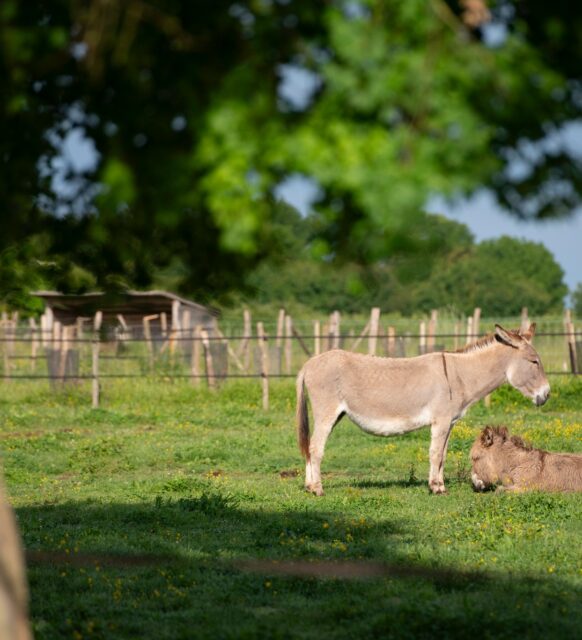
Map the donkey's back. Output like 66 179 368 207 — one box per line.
301 349 447 420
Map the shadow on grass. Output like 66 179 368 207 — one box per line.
349 478 426 490
18 498 582 640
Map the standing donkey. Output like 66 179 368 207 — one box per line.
296 323 550 495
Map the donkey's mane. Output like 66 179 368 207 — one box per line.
453 327 524 355
453 332 497 354
510 435 535 451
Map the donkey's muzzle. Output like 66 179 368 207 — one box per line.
535 388 550 406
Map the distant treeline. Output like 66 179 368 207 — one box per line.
0 202 576 318
237 205 570 318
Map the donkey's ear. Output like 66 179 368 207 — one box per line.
519 322 536 342
481 427 495 447
495 324 522 349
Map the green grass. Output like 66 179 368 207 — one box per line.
1 377 581 639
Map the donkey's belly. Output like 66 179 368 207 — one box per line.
347 407 432 437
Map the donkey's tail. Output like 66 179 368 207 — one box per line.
296 367 310 461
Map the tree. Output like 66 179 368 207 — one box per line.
414 236 567 316
244 212 474 313
1 1 581 303
572 283 582 318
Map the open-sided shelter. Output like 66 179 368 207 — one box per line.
32 290 218 336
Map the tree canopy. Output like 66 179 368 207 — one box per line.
1 1 581 306
244 208 567 316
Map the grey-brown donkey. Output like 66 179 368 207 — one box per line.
471 426 582 492
296 324 550 495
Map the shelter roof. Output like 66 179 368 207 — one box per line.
32 290 218 317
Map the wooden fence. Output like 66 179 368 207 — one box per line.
0 308 581 409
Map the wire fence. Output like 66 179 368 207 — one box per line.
1 307 581 409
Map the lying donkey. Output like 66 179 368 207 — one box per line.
471 426 582 492
297 323 550 495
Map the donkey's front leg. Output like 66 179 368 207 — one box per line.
428 419 454 495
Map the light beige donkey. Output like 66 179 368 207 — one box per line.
471 425 582 492
296 324 549 495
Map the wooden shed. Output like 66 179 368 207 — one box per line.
32 290 218 336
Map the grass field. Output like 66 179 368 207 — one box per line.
0 376 581 639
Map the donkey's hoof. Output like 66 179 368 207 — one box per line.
429 483 447 495
305 484 324 497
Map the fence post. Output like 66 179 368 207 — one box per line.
328 313 335 350
143 314 156 372
276 309 285 349
472 307 481 339
190 325 201 385
427 310 438 352
3 314 16 381
257 322 269 410
201 329 216 390
92 336 100 408
181 310 191 360
52 320 62 388
10 311 18 370
323 321 330 351
465 316 473 345
453 321 460 351
563 310 571 372
170 301 181 360
29 318 38 373
182 309 191 334
58 325 71 383
313 320 321 356
328 311 340 350
566 318 578 374
285 315 293 375
387 326 396 357
40 313 47 348
368 308 380 355
93 311 102 333
238 309 252 371
419 321 426 355
44 307 54 346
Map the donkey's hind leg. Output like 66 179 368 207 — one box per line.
306 408 343 496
